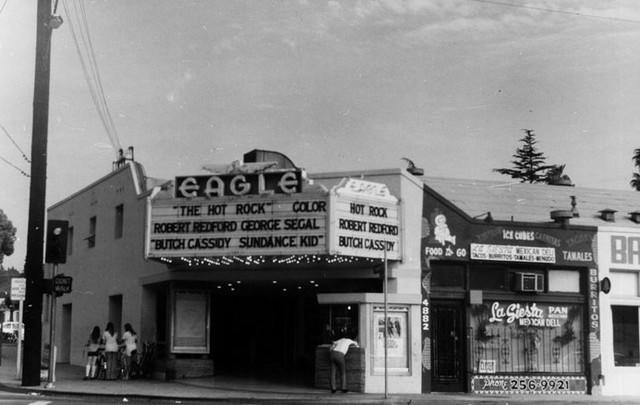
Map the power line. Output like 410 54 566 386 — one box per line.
0 155 29 177
78 0 120 149
62 0 122 157
0 0 8 16
470 0 640 24
64 0 120 153
0 124 31 163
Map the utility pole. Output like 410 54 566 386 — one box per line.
22 0 62 386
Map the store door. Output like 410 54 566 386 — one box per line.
431 301 465 392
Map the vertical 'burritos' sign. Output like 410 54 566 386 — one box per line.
329 178 401 260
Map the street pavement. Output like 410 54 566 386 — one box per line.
0 343 639 404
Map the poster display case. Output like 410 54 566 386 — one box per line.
171 289 211 354
373 306 409 374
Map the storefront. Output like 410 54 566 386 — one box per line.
597 228 640 395
420 186 599 395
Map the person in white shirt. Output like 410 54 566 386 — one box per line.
329 336 358 393
102 322 119 380
121 323 138 380
84 326 101 380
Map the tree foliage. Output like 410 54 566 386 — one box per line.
0 209 16 265
543 164 574 187
631 148 640 191
493 129 554 183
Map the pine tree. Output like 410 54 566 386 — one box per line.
493 129 554 183
631 148 640 191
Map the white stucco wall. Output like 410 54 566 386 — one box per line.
597 227 640 396
47 164 166 366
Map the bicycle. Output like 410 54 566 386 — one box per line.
137 341 156 379
93 348 107 380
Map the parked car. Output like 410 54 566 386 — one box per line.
2 321 24 343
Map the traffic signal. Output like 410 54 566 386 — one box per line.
45 220 69 264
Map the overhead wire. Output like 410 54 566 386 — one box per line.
0 0 8 16
469 0 640 24
0 124 30 163
0 155 29 178
64 0 120 153
62 0 122 157
78 0 120 150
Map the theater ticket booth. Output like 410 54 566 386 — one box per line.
144 165 415 390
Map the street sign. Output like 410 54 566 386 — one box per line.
10 278 26 301
53 275 72 294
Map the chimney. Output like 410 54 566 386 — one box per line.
599 209 617 222
570 196 579 217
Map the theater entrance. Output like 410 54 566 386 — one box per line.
210 279 366 384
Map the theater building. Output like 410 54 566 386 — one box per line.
419 178 601 395
47 151 426 394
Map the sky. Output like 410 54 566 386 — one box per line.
1 0 640 270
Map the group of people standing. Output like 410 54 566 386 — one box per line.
84 322 138 380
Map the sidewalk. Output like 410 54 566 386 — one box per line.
0 343 639 404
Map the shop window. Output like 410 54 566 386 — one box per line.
610 271 639 297
372 306 409 374
548 270 580 293
470 301 584 373
431 262 465 288
470 265 507 290
612 306 640 367
114 204 124 239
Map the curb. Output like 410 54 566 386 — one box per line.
0 382 396 404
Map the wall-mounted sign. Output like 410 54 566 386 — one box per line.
471 375 587 395
486 301 570 328
471 227 595 266
329 178 401 260
470 243 555 264
421 188 597 267
610 235 640 265
175 170 302 198
147 193 328 257
421 201 469 261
